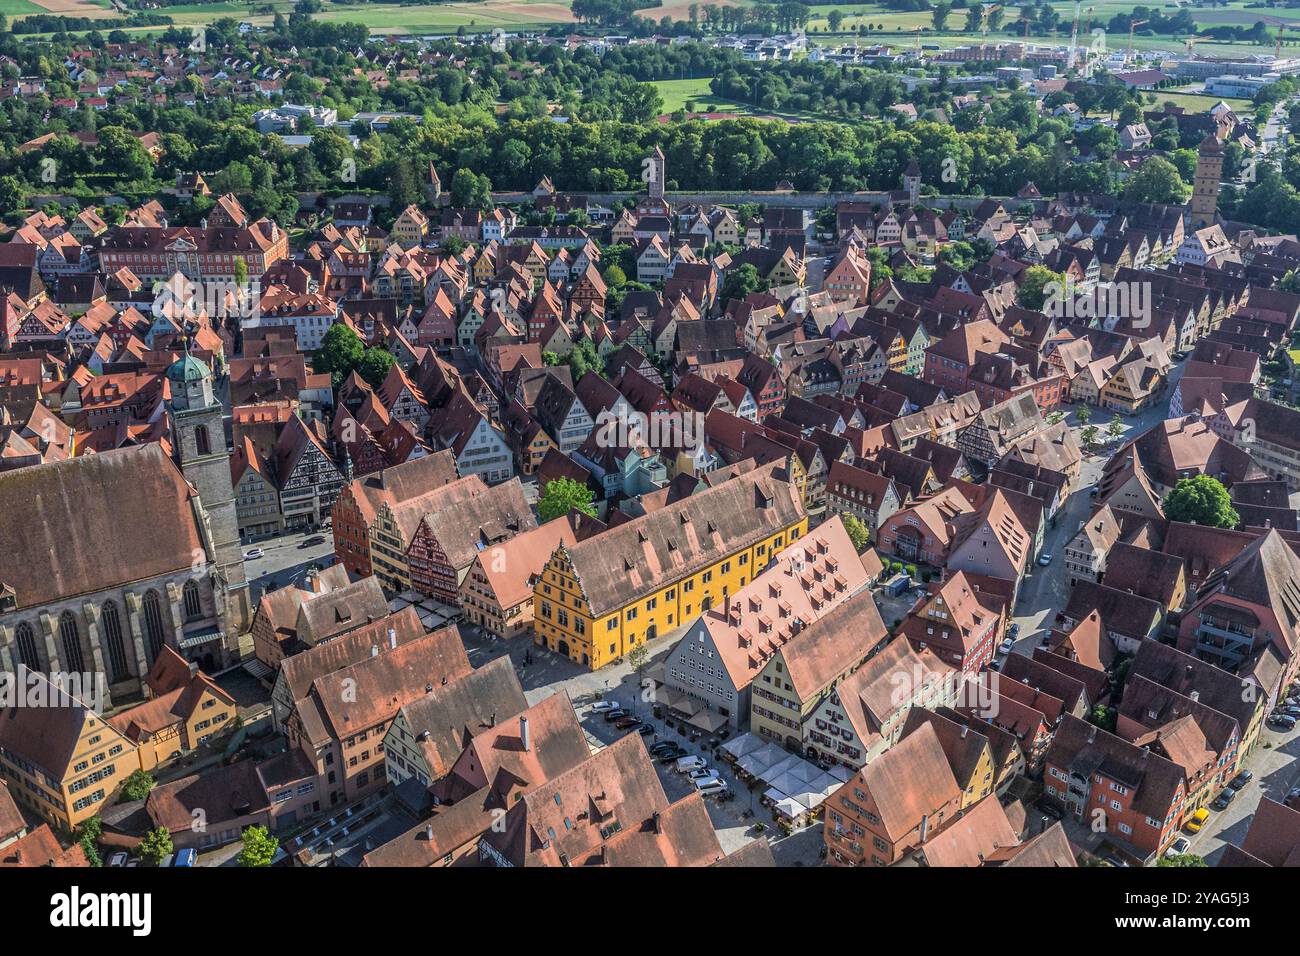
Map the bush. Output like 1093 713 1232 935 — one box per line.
121 769 156 802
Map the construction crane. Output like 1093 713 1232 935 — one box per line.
1184 33 1214 55
980 2 1001 40
1127 18 1149 62
1068 1 1080 71
1261 17 1290 60
913 26 922 54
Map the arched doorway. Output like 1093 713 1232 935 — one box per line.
645 624 657 642
701 596 713 612
557 640 570 658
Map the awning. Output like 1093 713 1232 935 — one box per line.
687 710 728 732
178 625 221 649
655 686 694 714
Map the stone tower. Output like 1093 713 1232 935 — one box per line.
166 350 252 639
1190 135 1224 230
903 159 922 204
648 146 666 200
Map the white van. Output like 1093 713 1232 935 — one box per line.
675 755 706 773
695 779 729 796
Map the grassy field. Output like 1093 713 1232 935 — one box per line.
12 0 1300 55
1150 90 1254 113
652 77 749 112
1 0 45 14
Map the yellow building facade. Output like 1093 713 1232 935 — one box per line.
531 465 808 670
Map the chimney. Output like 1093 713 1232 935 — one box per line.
653 811 662 834
960 725 969 739
1087 725 1098 744
1189 690 1200 703
371 644 378 658
919 813 930 843
425 683 434 694
520 716 530 752
425 823 433 842
388 627 397 650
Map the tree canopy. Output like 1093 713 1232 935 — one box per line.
1163 476 1239 529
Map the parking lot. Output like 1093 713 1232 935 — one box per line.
571 695 826 865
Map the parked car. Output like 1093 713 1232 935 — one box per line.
1280 705 1300 718
590 700 620 713
1284 787 1300 809
242 548 265 560
300 535 326 547
998 637 1015 655
1211 790 1236 812
637 724 655 736
1034 798 1063 821
614 716 642 730
1165 837 1192 858
649 741 678 755
1184 807 1210 833
173 848 197 867
107 852 129 868
686 767 716 781
1227 770 1253 791
1269 714 1297 731
694 779 729 796
602 709 627 723
1009 623 1020 638
675 755 707 773
1037 551 1053 567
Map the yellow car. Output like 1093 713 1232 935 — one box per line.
1183 807 1210 834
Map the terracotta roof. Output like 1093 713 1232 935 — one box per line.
691 515 874 691
396 656 530 781
466 518 578 611
557 460 804 617
0 444 203 609
778 588 889 701
914 791 1019 867
0 824 88 867
279 606 425 704
843 721 963 844
302 625 473 743
1239 798 1300 867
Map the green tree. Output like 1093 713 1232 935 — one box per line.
932 2 952 32
1081 424 1099 450
1075 404 1092 426
841 513 871 553
1163 476 1239 529
450 168 493 210
602 263 627 289
1123 156 1190 205
1158 853 1208 867
313 323 366 387
1017 265 1065 310
75 816 103 867
238 825 280 867
139 827 173 865
721 263 763 303
539 477 597 523
1106 417 1125 441
122 769 156 802
827 9 844 31
357 347 396 388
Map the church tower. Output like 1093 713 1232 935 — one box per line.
166 350 252 639
648 146 666 200
903 159 922 204
1190 135 1224 230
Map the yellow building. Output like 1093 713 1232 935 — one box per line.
533 462 807 670
106 648 238 772
388 204 429 247
0 669 141 834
